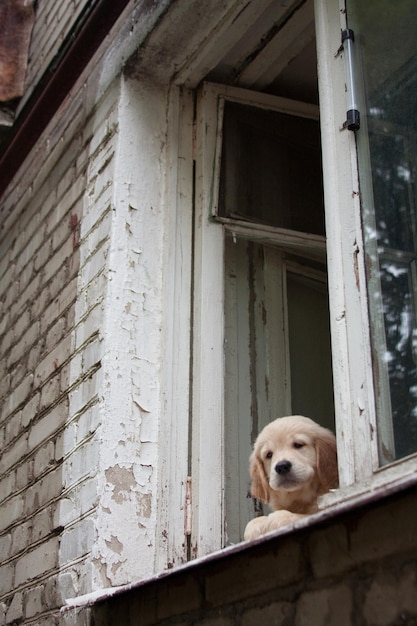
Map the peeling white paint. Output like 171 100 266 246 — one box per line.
90 77 169 586
60 74 170 592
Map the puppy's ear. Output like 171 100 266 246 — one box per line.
316 429 339 493
249 450 270 503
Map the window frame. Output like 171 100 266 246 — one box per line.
313 0 417 488
159 0 417 567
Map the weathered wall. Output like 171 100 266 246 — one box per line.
7 0 417 625
0 68 117 623
1 0 253 620
0 43 171 626
88 485 417 626
21 0 91 109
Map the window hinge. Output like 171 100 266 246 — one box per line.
184 476 192 536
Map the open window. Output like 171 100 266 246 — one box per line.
163 0 417 564
193 83 333 546
347 0 417 465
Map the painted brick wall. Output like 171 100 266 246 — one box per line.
21 0 91 110
0 66 121 623
0 19 173 618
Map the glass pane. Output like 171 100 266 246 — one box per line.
348 0 417 462
287 272 334 431
218 101 325 236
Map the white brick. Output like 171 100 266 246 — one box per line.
5 591 23 624
51 212 72 253
15 461 30 491
51 252 79 300
25 585 44 619
5 411 22 445
40 375 61 412
7 321 40 369
67 351 83 388
28 401 67 450
82 336 102 372
0 263 16 300
81 208 111 265
63 438 99 487
76 404 100 445
34 337 72 385
27 341 43 375
59 518 95 566
42 238 73 286
14 229 42 274
74 303 103 350
18 261 37 295
32 507 52 543
15 537 59 586
45 316 67 352
11 519 34 555
80 241 108 286
67 367 102 418
41 282 77 334
33 238 52 273
12 272 41 319
24 469 63 515
12 309 31 340
0 564 14 597
31 285 50 322
21 392 41 428
0 306 9 335
3 374 34 419
57 165 77 205
0 494 24 533
0 470 15 501
84 270 107 310
0 533 11 561
0 434 28 476
33 441 55 478
0 372 11 405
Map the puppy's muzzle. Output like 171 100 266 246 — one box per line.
275 460 292 475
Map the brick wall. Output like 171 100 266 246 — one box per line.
20 0 91 110
0 19 173 619
85 485 417 626
0 63 121 622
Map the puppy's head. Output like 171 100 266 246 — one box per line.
249 415 338 511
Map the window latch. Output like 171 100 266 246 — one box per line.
340 29 360 131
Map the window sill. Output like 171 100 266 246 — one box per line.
63 467 417 617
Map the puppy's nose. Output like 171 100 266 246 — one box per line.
275 460 292 475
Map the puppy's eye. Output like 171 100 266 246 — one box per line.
293 442 305 449
265 451 273 459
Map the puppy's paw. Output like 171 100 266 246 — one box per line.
244 510 307 540
265 510 306 531
244 516 269 541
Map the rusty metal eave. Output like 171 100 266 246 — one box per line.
0 0 131 200
0 0 35 102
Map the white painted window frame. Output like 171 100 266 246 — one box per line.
159 0 417 567
312 0 417 493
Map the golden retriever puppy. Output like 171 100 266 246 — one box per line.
244 415 338 540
